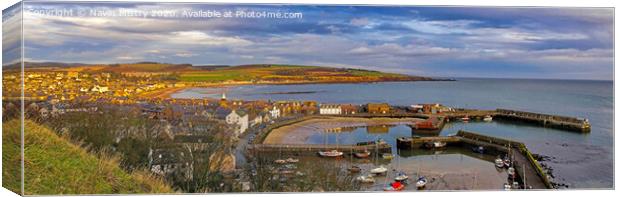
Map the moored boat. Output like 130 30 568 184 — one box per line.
503 183 512 190
383 181 405 191
370 165 388 175
318 150 344 157
274 159 287 164
495 158 505 168
348 165 362 173
394 172 409 181
433 141 447 148
483 115 493 122
472 146 485 154
416 176 428 189
461 116 470 122
354 150 371 158
356 174 375 183
507 167 516 178
382 153 394 160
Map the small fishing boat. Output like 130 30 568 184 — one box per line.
495 158 505 168
348 165 362 173
318 150 344 157
285 158 299 163
503 159 512 168
416 176 428 188
433 141 447 148
394 172 409 181
354 150 371 158
503 183 512 190
383 181 405 191
274 159 287 164
502 155 512 168
461 116 470 122
507 167 516 178
355 175 375 183
382 153 394 160
512 181 520 189
472 146 485 154
370 165 388 175
483 115 493 122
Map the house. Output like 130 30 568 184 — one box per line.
367 103 390 114
269 106 280 119
419 103 450 114
226 109 249 136
319 104 341 115
341 104 359 115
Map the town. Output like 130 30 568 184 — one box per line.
1 68 591 192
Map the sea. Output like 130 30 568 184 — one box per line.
171 78 614 189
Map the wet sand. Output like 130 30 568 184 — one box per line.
138 87 186 99
263 117 424 144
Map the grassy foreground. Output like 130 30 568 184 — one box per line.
2 119 173 195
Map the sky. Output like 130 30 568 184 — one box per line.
2 2 614 80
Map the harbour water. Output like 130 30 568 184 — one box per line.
171 78 613 188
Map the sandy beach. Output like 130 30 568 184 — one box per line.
263 117 424 144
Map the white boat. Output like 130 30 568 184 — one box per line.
495 158 505 168
416 176 428 188
503 183 512 190
318 150 344 157
512 181 519 189
394 172 409 181
461 116 470 122
285 158 299 163
507 167 516 178
274 159 287 164
355 175 375 183
370 165 388 174
483 115 493 122
433 141 447 148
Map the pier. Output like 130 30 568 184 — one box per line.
397 130 553 189
248 143 392 155
495 109 590 132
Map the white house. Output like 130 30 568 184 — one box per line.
226 109 249 136
269 106 280 119
320 104 342 115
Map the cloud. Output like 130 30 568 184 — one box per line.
15 2 613 80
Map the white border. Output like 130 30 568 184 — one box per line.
0 1 617 197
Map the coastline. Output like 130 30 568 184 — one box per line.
262 116 423 144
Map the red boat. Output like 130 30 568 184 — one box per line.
383 181 405 191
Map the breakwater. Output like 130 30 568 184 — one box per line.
495 109 590 133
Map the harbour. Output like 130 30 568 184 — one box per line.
188 78 613 189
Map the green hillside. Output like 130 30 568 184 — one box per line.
2 119 173 195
